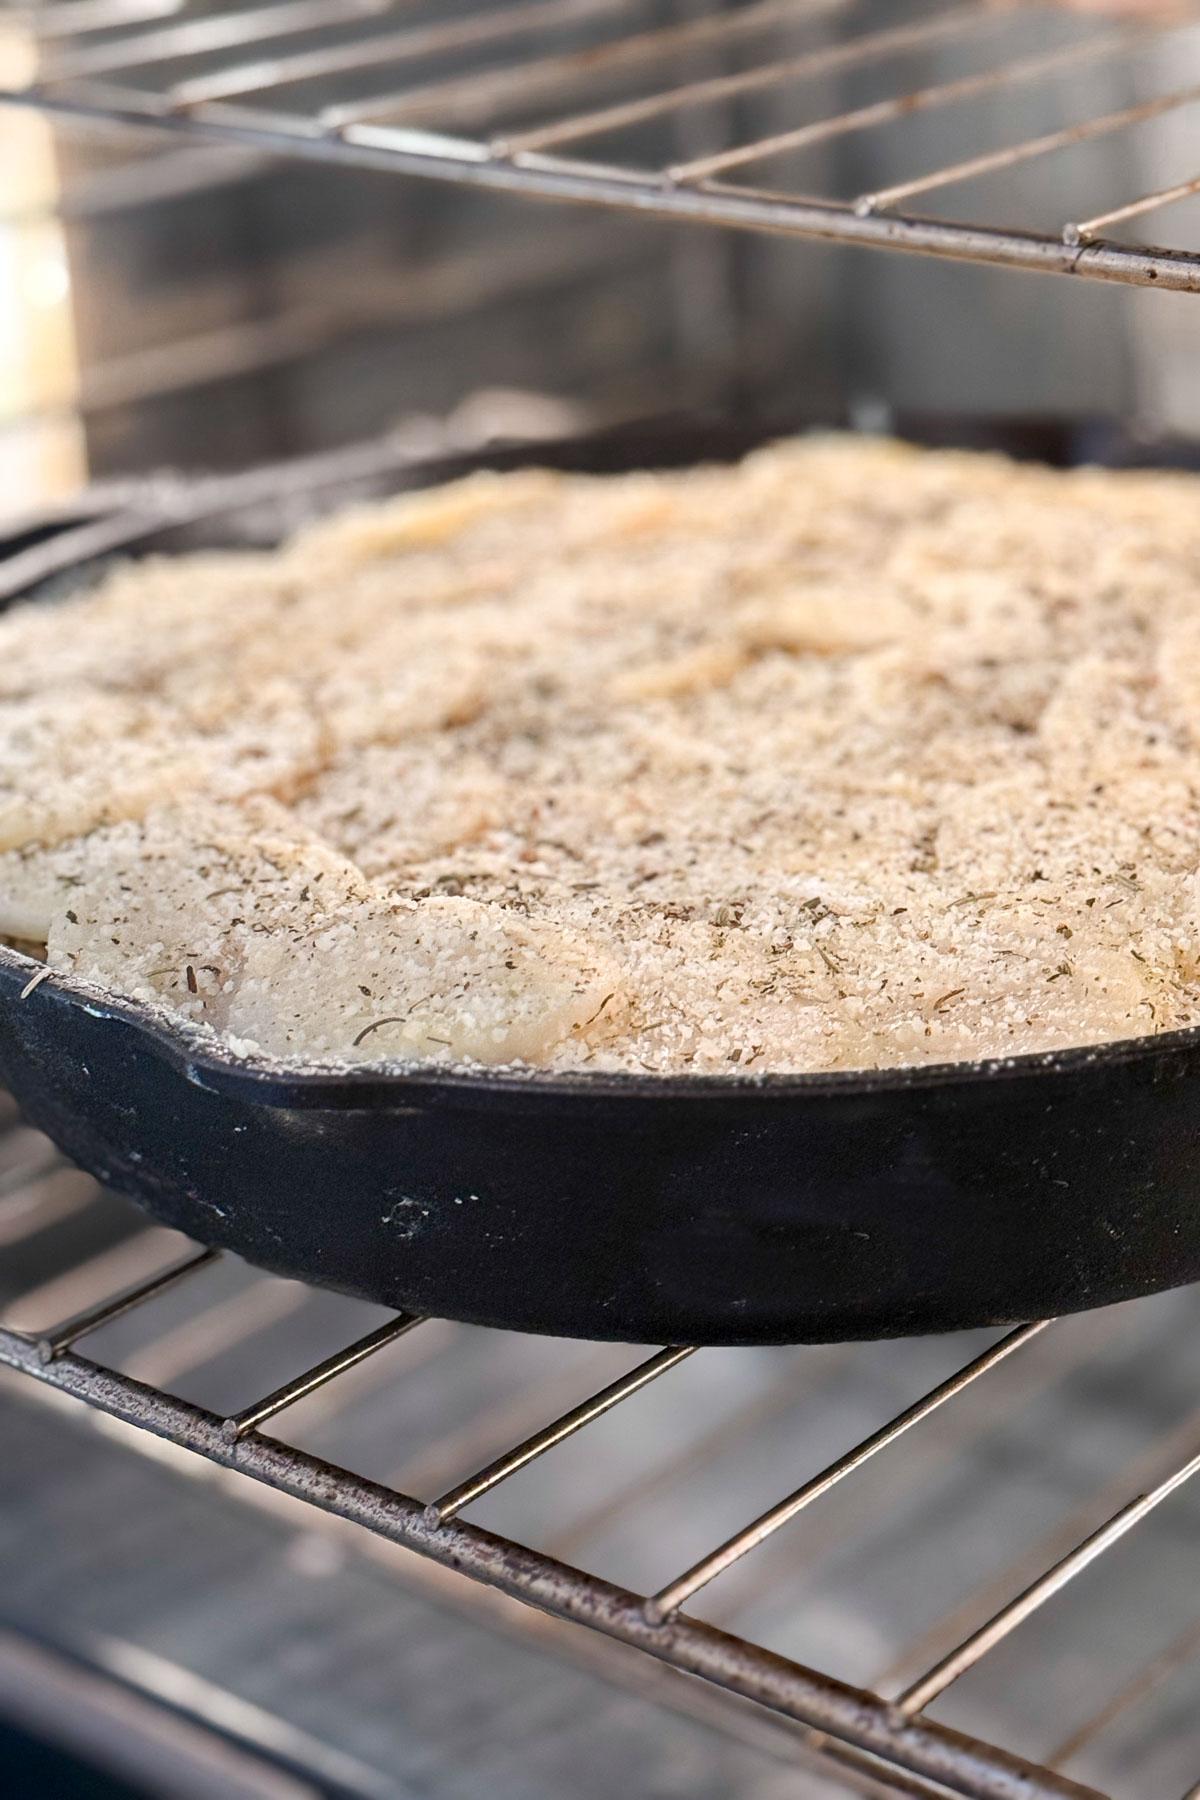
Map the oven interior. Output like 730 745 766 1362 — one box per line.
3 4 1200 1798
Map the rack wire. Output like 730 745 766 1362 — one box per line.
4 0 1200 290
1 1101 1199 1800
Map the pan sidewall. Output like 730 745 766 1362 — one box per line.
2 971 1197 1343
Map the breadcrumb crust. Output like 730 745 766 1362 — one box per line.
3 436 1200 1075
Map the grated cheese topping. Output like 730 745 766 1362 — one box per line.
4 434 1200 1076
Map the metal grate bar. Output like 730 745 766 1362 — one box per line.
224 1311 425 1440
45 143 275 220
703 1308 1130 1635
28 0 184 38
4 1229 193 1333
34 1245 219 1362
39 0 395 85
1046 1614 1200 1768
388 1343 620 1497
121 1273 310 1389
4 1137 1192 1799
497 0 990 158
0 1326 1105 1800
856 78 1200 218
1070 171 1200 244
667 28 1138 186
428 1343 695 1523
0 1168 98 1250
0 1360 995 1800
166 0 640 112
7 84 1200 291
283 1317 460 1432
8 0 1200 287
549 1342 857 1561
876 1397 1200 1697
897 1439 1200 1718
0 1141 64 1201
647 1321 1049 1623
319 0 843 134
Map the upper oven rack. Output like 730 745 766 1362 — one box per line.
5 0 1200 292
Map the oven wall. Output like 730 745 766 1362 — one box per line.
52 140 1156 481
9 1 1200 497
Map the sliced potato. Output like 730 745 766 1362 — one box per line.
229 896 621 1066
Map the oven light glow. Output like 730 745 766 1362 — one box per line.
25 253 71 311
0 13 86 511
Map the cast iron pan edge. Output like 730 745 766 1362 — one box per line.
2 416 1199 1343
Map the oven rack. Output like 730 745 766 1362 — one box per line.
1 1110 1199 1800
4 0 1200 293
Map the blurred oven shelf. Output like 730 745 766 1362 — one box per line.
1 0 1199 291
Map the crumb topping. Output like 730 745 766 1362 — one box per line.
4 435 1200 1075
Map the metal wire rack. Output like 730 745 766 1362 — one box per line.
3 0 1200 290
2 1097 1200 1800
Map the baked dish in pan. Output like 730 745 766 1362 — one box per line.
3 433 1200 1079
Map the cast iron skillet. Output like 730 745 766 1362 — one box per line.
2 415 1200 1346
